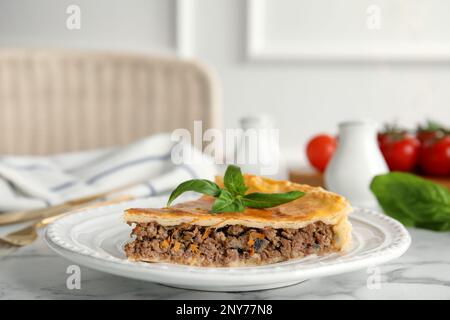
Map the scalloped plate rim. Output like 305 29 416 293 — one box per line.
44 198 411 291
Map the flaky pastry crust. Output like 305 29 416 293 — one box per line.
125 174 352 252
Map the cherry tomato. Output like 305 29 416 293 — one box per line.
417 120 449 144
377 133 390 147
378 133 420 172
306 134 337 173
417 130 446 145
420 136 450 176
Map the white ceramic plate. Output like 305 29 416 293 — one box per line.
45 197 411 292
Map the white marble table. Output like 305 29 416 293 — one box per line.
1 226 449 300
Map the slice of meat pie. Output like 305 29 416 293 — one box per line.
124 174 352 267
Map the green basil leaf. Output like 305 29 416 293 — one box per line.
167 165 308 214
415 221 450 232
167 179 221 206
211 190 245 213
223 164 248 196
242 191 305 208
370 172 450 230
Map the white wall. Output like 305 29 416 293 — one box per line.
191 0 450 160
0 0 175 52
1 0 449 162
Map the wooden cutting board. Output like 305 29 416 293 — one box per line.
289 168 450 190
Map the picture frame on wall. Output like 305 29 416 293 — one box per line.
247 0 450 61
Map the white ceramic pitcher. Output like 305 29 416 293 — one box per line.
324 120 388 207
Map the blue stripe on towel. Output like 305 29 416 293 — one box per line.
7 181 51 207
3 163 52 171
50 180 79 192
146 182 157 196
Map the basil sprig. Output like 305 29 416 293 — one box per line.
167 179 221 206
241 191 306 208
167 165 305 213
370 172 450 231
211 189 245 213
223 164 248 196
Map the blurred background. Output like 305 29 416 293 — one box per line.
0 0 449 164
2 1 450 299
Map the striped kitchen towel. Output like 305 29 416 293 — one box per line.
0 134 217 212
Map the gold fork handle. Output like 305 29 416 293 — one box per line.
0 193 135 226
0 204 73 226
39 194 136 227
1 195 135 247
0 182 141 226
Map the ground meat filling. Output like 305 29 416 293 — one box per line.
124 221 334 266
